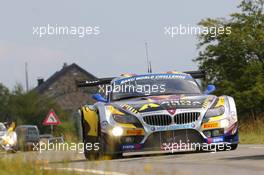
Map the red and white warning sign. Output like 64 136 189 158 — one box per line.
43 109 61 125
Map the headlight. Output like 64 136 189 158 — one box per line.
205 106 225 118
112 114 140 124
112 126 123 136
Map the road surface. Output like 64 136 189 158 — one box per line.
2 144 264 175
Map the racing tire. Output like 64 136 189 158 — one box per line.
221 143 238 151
83 132 123 160
100 134 123 159
82 114 101 160
230 144 238 150
82 113 122 160
83 136 101 160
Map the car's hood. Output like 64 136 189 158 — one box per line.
110 94 217 114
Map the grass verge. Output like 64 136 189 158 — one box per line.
0 157 79 175
239 118 264 144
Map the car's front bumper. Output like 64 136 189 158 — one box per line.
102 127 239 155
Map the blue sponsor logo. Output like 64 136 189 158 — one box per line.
121 144 142 151
209 136 224 143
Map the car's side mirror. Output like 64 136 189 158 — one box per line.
204 85 216 94
92 93 108 103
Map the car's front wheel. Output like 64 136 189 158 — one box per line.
83 133 123 160
230 144 238 150
83 135 101 160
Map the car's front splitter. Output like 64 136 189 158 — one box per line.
100 127 238 155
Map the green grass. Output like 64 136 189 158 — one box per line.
0 157 79 175
239 118 264 144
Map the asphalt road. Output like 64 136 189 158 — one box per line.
2 144 264 175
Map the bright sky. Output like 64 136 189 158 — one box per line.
0 0 240 89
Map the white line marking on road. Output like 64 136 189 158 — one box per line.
44 167 128 175
250 146 264 149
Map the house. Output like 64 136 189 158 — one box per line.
35 63 97 112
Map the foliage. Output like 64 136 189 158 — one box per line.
195 0 264 119
55 121 79 142
0 83 71 135
0 83 10 120
239 115 264 143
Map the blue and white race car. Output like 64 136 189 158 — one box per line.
78 71 238 159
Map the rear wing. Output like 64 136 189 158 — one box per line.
76 77 115 87
76 70 205 87
183 70 206 79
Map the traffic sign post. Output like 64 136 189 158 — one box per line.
50 125 53 135
43 109 61 134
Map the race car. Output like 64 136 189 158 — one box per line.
0 123 7 142
0 122 17 153
78 71 238 160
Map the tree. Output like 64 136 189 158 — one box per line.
0 83 10 121
195 0 264 119
5 84 69 134
0 83 77 137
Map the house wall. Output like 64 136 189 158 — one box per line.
41 66 97 112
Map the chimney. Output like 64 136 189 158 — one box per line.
63 62 68 69
37 78 44 86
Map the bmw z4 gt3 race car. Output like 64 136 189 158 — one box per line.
78 71 238 160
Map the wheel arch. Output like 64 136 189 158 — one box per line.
80 105 100 138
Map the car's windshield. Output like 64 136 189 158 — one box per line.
27 127 39 140
111 74 201 101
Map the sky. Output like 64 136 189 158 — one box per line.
0 0 240 89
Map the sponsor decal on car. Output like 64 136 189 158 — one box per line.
140 110 165 116
202 122 220 129
215 97 225 107
122 144 142 151
121 104 139 114
139 103 160 111
202 97 213 109
146 95 181 101
151 123 196 131
207 136 224 144
118 74 191 85
126 129 144 135
108 106 125 115
161 100 202 108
